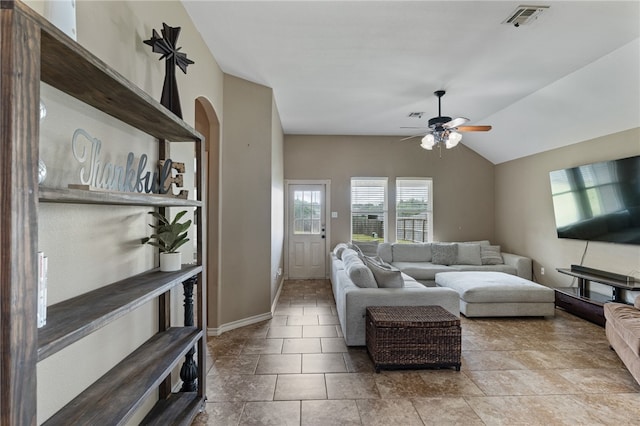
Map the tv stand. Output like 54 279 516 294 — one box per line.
555 267 640 326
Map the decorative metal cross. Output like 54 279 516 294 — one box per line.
144 23 194 119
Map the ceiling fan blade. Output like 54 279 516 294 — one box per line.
398 134 424 142
443 117 469 129
400 126 426 129
458 125 492 132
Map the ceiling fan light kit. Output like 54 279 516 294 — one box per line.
420 133 435 150
420 129 461 150
405 90 492 152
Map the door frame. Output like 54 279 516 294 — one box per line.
284 179 331 279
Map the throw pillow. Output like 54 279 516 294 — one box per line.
343 253 377 288
391 243 432 262
431 243 458 265
481 245 504 265
362 256 403 288
332 243 349 259
455 243 482 265
341 248 359 262
349 240 379 256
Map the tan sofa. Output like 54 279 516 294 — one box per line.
604 296 640 385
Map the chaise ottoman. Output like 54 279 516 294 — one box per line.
435 271 555 317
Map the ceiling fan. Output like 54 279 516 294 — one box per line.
402 90 492 150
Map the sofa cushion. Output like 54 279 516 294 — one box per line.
432 243 458 265
392 243 432 262
363 256 403 288
391 262 458 280
343 253 377 288
377 242 393 263
465 240 491 247
604 302 640 357
455 243 482 265
333 243 350 260
481 245 504 265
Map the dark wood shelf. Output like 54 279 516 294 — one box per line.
140 392 204 426
38 265 202 361
39 187 202 207
9 0 202 143
554 287 612 305
553 267 635 327
42 327 202 426
554 288 606 327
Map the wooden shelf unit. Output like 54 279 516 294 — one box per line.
38 266 203 362
0 1 207 424
43 327 202 426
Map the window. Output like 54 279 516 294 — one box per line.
351 178 387 242
293 190 322 234
396 178 433 243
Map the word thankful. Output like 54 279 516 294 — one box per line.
71 128 185 196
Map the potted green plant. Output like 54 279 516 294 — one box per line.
142 210 191 272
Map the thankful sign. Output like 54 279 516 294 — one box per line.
70 128 188 198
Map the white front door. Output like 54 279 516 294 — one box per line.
287 184 326 279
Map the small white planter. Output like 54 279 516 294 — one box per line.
160 252 182 272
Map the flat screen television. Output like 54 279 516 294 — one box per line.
549 155 640 245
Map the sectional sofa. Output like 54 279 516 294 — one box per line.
377 241 532 286
330 240 538 345
330 246 459 346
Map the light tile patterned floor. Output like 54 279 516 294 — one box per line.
193 279 640 425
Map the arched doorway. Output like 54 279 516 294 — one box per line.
194 97 220 331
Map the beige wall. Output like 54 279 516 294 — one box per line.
284 135 495 249
271 100 285 302
220 75 275 325
27 0 225 423
495 128 640 298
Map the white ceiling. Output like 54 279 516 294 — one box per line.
182 1 640 164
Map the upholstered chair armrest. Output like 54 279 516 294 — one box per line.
634 295 640 310
502 252 532 280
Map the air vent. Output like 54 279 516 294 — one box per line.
407 112 424 118
502 5 549 26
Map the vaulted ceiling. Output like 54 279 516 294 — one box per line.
183 1 640 164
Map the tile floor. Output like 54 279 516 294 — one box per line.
193 279 640 425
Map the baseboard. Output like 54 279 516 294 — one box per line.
207 276 284 337
207 311 273 336
271 275 285 313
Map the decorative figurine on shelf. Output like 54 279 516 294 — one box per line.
143 23 194 119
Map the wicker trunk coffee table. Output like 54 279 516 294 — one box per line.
366 305 461 373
